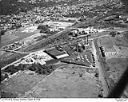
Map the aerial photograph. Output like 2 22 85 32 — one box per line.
0 0 128 98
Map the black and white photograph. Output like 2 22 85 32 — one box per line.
0 0 128 100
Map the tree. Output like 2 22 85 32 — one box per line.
109 31 116 37
37 25 50 33
37 25 48 30
0 30 6 36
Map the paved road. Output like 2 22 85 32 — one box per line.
92 38 109 97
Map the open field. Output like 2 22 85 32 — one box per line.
114 31 128 47
106 58 128 83
99 36 113 49
1 71 46 98
20 64 103 98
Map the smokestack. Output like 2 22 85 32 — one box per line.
87 35 88 45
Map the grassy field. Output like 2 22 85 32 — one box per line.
106 58 128 84
99 36 113 49
1 71 46 98
21 64 103 98
114 31 128 47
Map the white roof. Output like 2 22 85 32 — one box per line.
56 53 69 59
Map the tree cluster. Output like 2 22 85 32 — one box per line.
28 63 54 75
